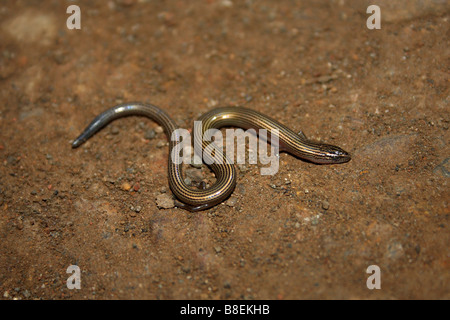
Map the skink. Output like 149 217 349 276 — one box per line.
72 103 350 211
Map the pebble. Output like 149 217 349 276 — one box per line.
156 140 167 148
121 182 132 191
321 201 330 210
154 126 164 134
4 12 57 46
129 205 142 215
22 290 30 298
219 0 233 8
103 176 115 184
225 196 238 207
144 129 156 140
386 241 404 260
156 193 175 209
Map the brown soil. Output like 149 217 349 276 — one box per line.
0 0 448 300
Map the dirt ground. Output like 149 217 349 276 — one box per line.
0 0 448 300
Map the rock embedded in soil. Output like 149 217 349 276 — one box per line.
156 193 175 209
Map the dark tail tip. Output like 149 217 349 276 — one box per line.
71 138 83 148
